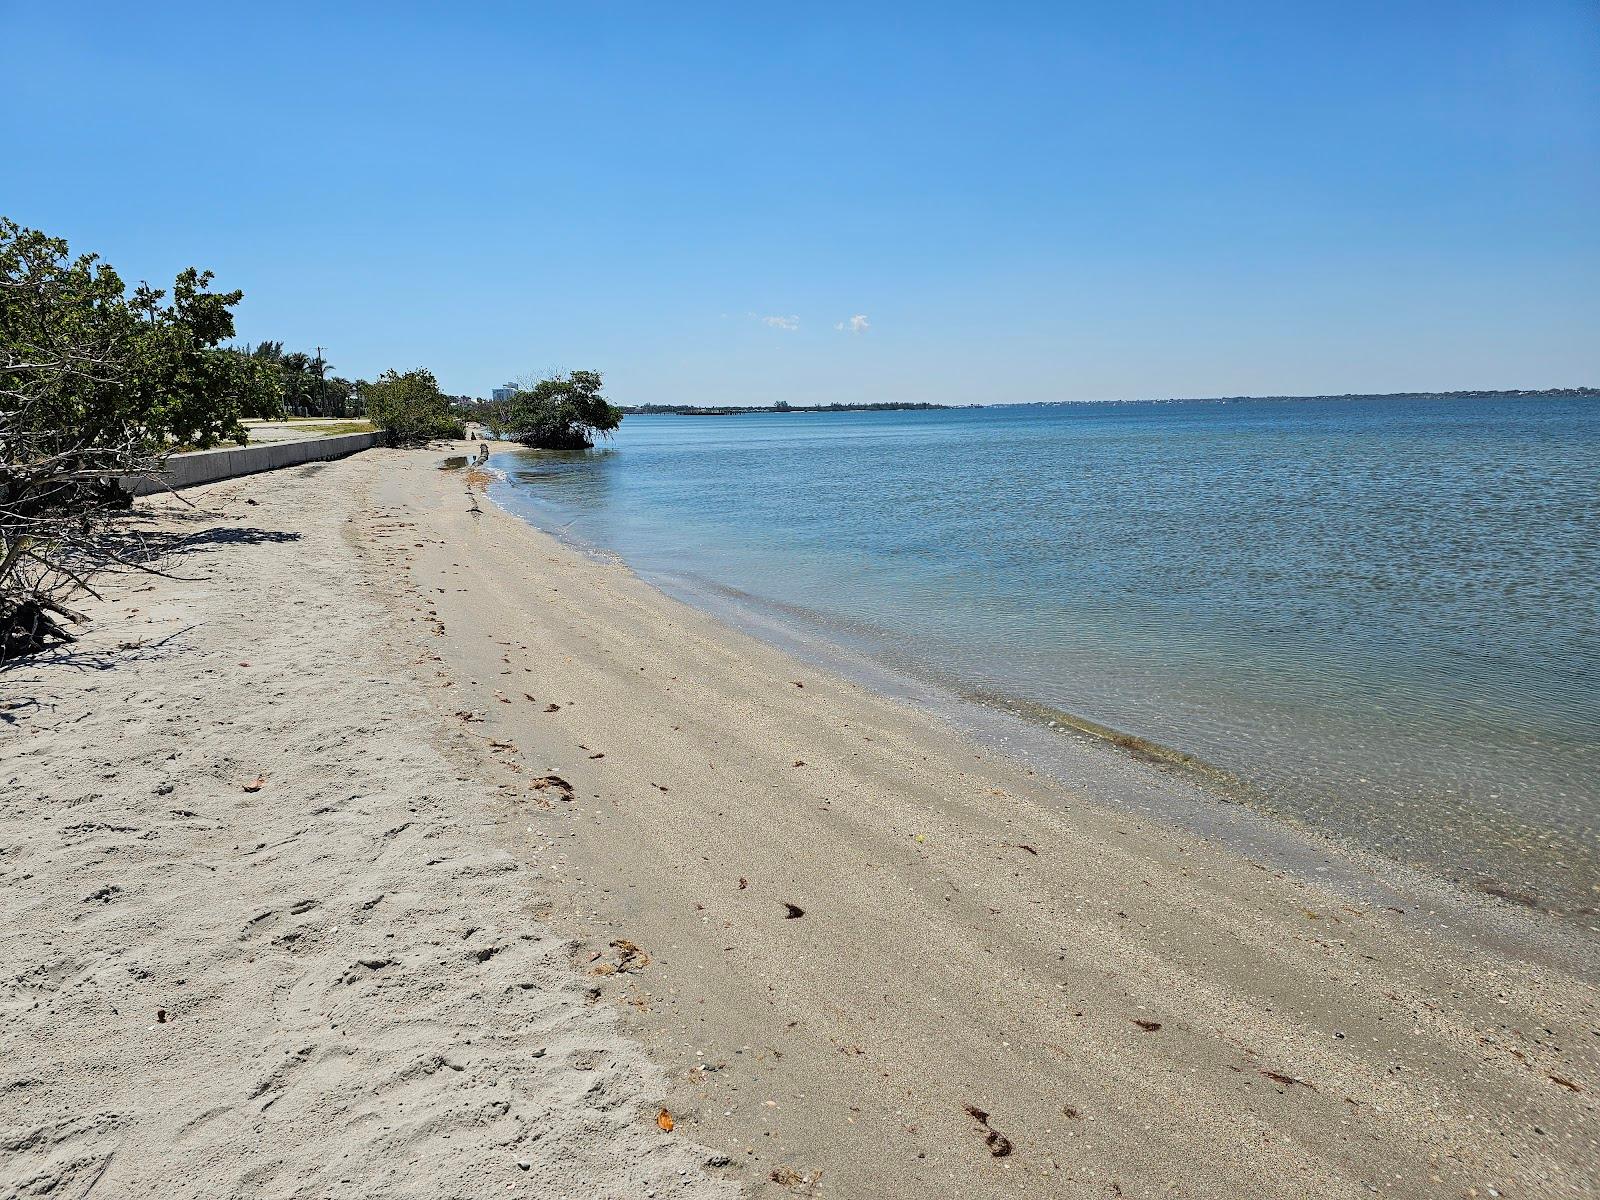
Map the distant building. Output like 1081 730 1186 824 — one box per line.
491 383 518 403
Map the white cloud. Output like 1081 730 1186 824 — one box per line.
755 313 800 331
835 314 870 333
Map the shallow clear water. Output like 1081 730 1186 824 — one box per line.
491 397 1600 918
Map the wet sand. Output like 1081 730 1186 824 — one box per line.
3 445 1596 1199
384 446 1598 1198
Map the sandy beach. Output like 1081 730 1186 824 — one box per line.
4 445 1596 1199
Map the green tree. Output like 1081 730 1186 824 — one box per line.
223 342 283 419
1 216 276 658
362 368 464 445
324 375 362 417
504 370 621 449
480 398 511 440
278 351 318 415
238 343 363 418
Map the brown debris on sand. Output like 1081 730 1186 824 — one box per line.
587 939 653 977
531 774 576 801
962 1105 1014 1158
1258 1069 1315 1090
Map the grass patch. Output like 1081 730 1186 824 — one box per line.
284 420 375 437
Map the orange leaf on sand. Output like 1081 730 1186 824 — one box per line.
657 1108 675 1132
243 776 266 792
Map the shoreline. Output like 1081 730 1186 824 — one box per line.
5 446 1597 1198
489 463 1599 976
412 446 1596 1195
485 394 1600 934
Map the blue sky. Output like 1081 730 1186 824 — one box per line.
4 2 1597 404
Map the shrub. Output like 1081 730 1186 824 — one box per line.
361 368 465 445
503 370 620 449
1 217 276 661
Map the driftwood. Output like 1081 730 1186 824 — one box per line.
1 599 76 659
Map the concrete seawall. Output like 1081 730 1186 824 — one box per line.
126 431 383 496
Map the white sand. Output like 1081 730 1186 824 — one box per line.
1 467 736 1199
3 446 1596 1199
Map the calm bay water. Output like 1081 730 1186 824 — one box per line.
491 396 1600 918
